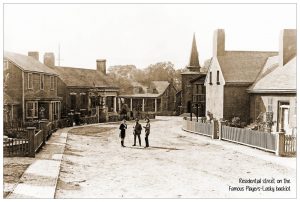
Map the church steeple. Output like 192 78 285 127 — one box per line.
187 33 201 72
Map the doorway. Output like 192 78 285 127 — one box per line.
277 101 290 133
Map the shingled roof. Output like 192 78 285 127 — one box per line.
52 66 118 88
218 51 277 83
151 81 170 95
247 56 296 93
4 51 57 75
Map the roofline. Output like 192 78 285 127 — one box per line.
67 86 119 90
247 89 296 94
225 82 253 86
5 57 58 76
119 94 162 98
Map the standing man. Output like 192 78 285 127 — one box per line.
119 119 127 147
143 118 150 148
132 118 142 147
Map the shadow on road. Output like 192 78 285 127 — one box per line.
126 146 182 151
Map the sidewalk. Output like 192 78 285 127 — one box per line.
7 128 69 199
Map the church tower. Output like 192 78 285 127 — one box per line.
180 33 202 114
187 33 201 71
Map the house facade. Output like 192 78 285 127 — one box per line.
43 53 119 119
205 29 277 123
247 29 297 134
4 51 62 123
119 81 177 116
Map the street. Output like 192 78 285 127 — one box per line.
55 117 296 198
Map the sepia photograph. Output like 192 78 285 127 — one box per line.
1 1 298 199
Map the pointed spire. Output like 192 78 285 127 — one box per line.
187 33 201 71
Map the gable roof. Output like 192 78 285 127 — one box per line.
4 51 57 75
247 56 296 93
217 51 277 83
52 66 118 88
151 81 170 95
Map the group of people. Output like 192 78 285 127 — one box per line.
119 118 151 148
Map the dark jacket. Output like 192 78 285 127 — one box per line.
119 123 127 136
134 123 142 135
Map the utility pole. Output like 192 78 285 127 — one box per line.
57 43 64 66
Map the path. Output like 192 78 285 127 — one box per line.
55 117 296 198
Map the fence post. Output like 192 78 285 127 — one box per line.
27 127 36 158
211 119 218 139
276 130 285 156
219 120 226 140
39 120 48 145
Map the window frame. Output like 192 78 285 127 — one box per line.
216 70 220 85
26 101 38 118
28 73 33 89
50 76 54 90
209 72 212 85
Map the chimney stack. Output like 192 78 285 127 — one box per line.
44 52 55 67
279 29 297 66
96 59 106 75
213 29 225 57
28 51 39 61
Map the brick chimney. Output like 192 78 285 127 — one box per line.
213 29 225 57
96 59 106 75
279 29 297 66
28 51 39 61
44 52 55 67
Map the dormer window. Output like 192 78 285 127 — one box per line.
216 70 220 85
209 72 212 85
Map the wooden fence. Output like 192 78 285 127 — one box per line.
220 125 277 152
182 119 213 137
33 130 44 153
3 138 29 157
182 119 296 157
284 135 297 156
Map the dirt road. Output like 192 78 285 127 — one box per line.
55 117 296 198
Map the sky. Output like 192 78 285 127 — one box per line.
4 3 296 69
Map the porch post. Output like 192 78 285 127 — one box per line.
103 96 106 108
118 98 121 112
113 96 117 112
130 98 133 111
154 98 157 112
142 98 145 112
276 130 285 156
27 127 36 157
49 102 53 121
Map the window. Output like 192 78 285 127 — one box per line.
70 94 77 110
267 98 273 112
26 101 38 118
80 93 87 109
209 72 212 85
28 73 33 89
216 71 220 85
50 76 54 90
40 74 44 90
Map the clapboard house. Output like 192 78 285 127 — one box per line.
3 51 62 123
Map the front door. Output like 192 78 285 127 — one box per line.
278 102 290 133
